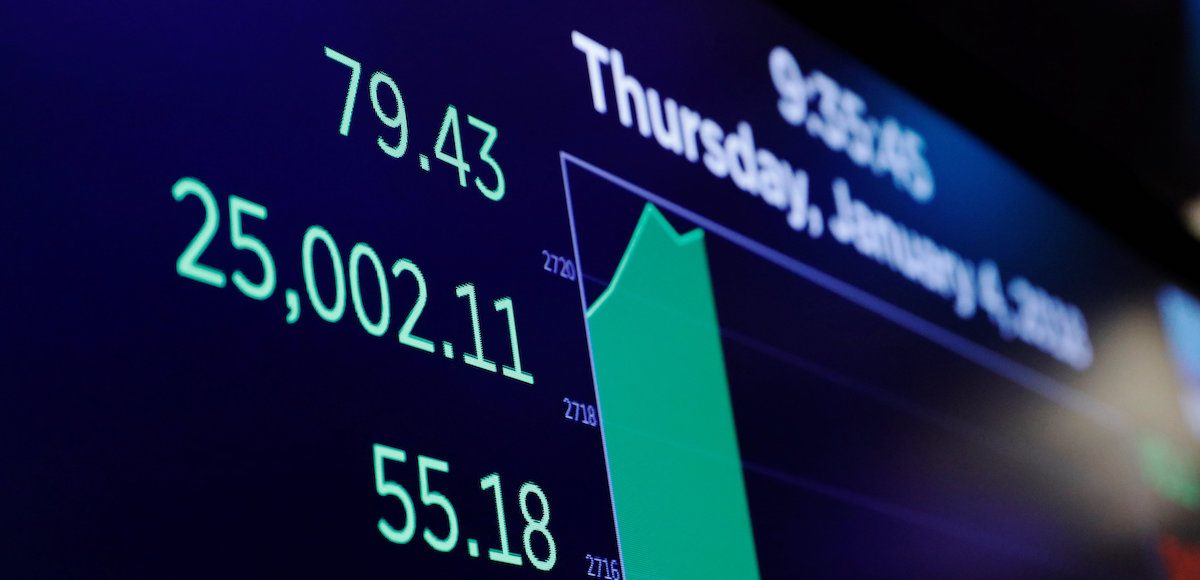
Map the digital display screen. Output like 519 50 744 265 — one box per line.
6 2 1200 577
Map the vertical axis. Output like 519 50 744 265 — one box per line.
559 151 628 574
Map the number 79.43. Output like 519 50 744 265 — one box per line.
324 46 506 202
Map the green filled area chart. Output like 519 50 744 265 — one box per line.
562 154 762 579
557 150 1139 579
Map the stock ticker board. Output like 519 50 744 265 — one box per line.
5 1 1200 578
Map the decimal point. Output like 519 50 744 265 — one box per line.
442 341 455 359
467 538 479 558
419 154 430 172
